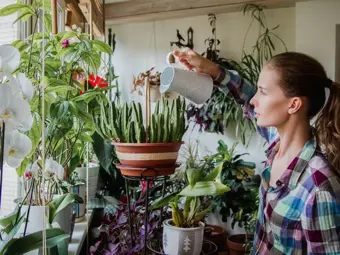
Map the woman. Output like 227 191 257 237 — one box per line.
173 49 340 254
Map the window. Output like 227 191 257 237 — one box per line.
0 0 21 217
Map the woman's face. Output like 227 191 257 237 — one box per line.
250 65 293 127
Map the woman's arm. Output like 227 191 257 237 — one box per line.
173 48 276 143
302 188 340 254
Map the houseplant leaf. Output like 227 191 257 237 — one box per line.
48 193 83 224
2 228 69 255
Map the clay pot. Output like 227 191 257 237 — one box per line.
227 234 253 255
112 142 183 168
204 224 226 252
116 164 178 177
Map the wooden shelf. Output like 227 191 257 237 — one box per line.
105 0 310 25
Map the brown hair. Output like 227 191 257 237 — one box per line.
268 52 340 172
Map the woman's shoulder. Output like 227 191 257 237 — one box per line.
303 151 340 194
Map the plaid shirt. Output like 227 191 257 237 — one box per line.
215 66 340 255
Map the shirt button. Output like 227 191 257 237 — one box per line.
276 180 282 186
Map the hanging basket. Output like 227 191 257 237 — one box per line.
112 142 183 172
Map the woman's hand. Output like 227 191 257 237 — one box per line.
173 48 220 79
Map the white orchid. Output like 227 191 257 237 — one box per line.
16 73 34 101
0 82 33 132
4 129 32 168
46 157 64 180
0 45 20 77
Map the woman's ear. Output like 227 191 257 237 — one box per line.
288 97 304 114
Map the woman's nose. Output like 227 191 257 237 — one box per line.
250 95 257 107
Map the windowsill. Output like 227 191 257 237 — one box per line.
68 210 94 255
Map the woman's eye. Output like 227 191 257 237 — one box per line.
259 89 266 95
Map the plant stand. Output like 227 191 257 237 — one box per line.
122 167 169 255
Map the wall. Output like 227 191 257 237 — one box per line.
336 24 340 82
108 8 295 170
107 7 295 234
296 0 340 80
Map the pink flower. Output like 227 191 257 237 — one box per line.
140 181 154 193
62 40 69 48
24 171 32 180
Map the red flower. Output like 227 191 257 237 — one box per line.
88 74 108 88
25 171 32 180
141 181 154 193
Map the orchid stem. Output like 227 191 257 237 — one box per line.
0 122 5 209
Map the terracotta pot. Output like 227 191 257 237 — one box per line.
227 234 253 255
112 142 183 168
204 224 226 252
116 164 178 177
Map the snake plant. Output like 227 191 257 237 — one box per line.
94 96 187 143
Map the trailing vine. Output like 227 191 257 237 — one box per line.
186 4 287 145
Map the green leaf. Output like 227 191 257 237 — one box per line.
28 113 42 157
0 214 25 252
0 4 32 16
149 192 179 210
92 40 113 54
203 162 223 182
43 13 52 32
59 31 77 42
0 208 19 228
179 181 230 196
3 228 69 255
16 157 30 176
186 168 201 187
12 8 33 25
48 193 83 224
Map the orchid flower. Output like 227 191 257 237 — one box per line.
0 45 20 78
4 129 32 168
0 83 33 132
46 157 64 180
16 73 34 101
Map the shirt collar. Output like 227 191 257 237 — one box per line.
262 129 317 190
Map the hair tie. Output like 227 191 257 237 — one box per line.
325 78 333 89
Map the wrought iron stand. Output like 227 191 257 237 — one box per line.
122 167 168 255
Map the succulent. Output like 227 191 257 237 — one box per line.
94 96 187 143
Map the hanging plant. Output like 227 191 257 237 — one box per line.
186 5 287 145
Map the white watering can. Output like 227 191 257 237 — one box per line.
159 52 214 105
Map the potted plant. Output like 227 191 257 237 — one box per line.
149 159 230 255
131 67 161 102
63 171 86 222
0 208 69 255
17 158 83 239
204 140 260 255
95 97 187 177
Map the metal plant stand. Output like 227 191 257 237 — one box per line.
122 167 168 255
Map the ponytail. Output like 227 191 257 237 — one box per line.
315 82 340 172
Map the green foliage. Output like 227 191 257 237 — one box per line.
6 1 115 175
205 140 260 235
95 96 187 143
150 161 229 228
188 4 287 145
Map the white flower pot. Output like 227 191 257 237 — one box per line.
15 199 73 255
69 184 86 222
163 219 204 255
75 165 100 198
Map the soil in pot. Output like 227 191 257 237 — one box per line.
227 234 253 255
